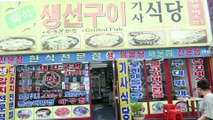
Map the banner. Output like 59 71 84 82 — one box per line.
0 0 212 55
0 47 211 65
117 60 131 120
0 65 15 120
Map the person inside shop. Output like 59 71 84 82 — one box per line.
197 80 213 120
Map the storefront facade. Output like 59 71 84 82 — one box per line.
0 0 212 120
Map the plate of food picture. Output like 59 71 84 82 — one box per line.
0 37 36 51
42 35 80 50
128 32 165 46
85 33 123 48
171 30 207 45
73 106 89 116
55 107 70 117
175 101 188 112
152 102 164 113
17 109 32 119
36 108 51 119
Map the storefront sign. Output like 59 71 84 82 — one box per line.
0 0 211 55
129 62 143 101
0 65 15 120
0 47 211 65
149 60 164 98
117 60 131 120
171 59 188 96
15 63 91 120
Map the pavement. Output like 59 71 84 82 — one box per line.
92 103 116 120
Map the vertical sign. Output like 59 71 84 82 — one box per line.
171 59 188 97
117 60 131 120
149 61 164 98
0 65 15 120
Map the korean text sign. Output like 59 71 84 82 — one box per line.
117 60 131 120
0 0 212 55
0 65 15 120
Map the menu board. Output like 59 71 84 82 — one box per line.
129 61 148 115
169 59 188 112
0 65 15 120
146 60 167 114
15 63 91 120
129 62 144 102
188 58 208 97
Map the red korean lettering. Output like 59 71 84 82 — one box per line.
16 56 23 64
152 87 163 93
194 48 200 55
27 72 32 78
106 51 115 60
106 4 118 23
18 73 24 79
186 48 192 56
150 61 160 66
84 3 126 27
39 65 48 71
35 86 40 92
58 99 67 105
0 57 6 64
151 76 162 81
63 4 82 28
150 71 161 76
193 71 204 77
41 4 61 29
193 65 204 70
84 3 104 27
8 56 14 64
0 86 6 93
0 78 6 85
137 50 144 58
151 81 162 87
192 59 203 64
63 64 70 70
19 86 24 93
150 66 161 71
9 85 14 92
74 63 82 70
51 65 59 70
120 51 127 58
178 48 184 56
195 77 205 81
129 51 136 58
35 72 41 78
153 92 164 98
27 86 32 93
10 77 14 84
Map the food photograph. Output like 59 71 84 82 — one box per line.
0 37 36 51
85 33 123 48
171 30 207 45
42 35 80 50
35 108 51 119
128 31 166 46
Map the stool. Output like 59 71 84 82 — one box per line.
163 104 175 120
168 110 183 120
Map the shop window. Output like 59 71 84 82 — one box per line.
128 61 147 115
188 58 209 97
15 63 91 120
146 60 167 114
129 61 147 102
168 59 189 112
168 59 189 99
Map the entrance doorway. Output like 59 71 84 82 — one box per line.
90 61 118 120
